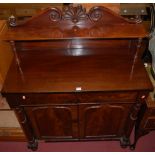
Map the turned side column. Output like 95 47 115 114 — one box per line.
14 107 38 151
121 92 148 148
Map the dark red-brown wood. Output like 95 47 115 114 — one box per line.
1 4 153 151
2 41 152 93
2 5 148 40
24 105 78 140
130 96 155 150
79 102 133 139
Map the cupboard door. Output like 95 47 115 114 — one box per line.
79 103 132 139
24 105 78 140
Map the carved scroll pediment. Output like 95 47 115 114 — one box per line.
9 4 142 28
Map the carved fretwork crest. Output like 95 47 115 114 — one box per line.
8 4 142 27
62 5 87 23
49 8 62 22
89 7 103 22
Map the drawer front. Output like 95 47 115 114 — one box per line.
76 92 138 103
144 117 155 130
4 93 77 107
4 91 138 107
24 93 77 105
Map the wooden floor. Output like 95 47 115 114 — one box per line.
0 127 25 141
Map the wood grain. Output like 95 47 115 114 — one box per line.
2 5 148 40
2 44 152 93
1 5 153 150
0 20 13 87
0 127 25 141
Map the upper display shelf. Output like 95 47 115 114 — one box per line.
2 4 148 40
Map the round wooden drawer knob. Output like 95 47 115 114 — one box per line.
141 95 146 99
22 96 26 100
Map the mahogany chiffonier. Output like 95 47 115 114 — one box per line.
1 5 153 150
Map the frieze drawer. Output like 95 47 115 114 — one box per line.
4 91 138 107
76 92 138 103
4 93 77 107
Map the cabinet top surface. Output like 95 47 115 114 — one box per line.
2 5 148 40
